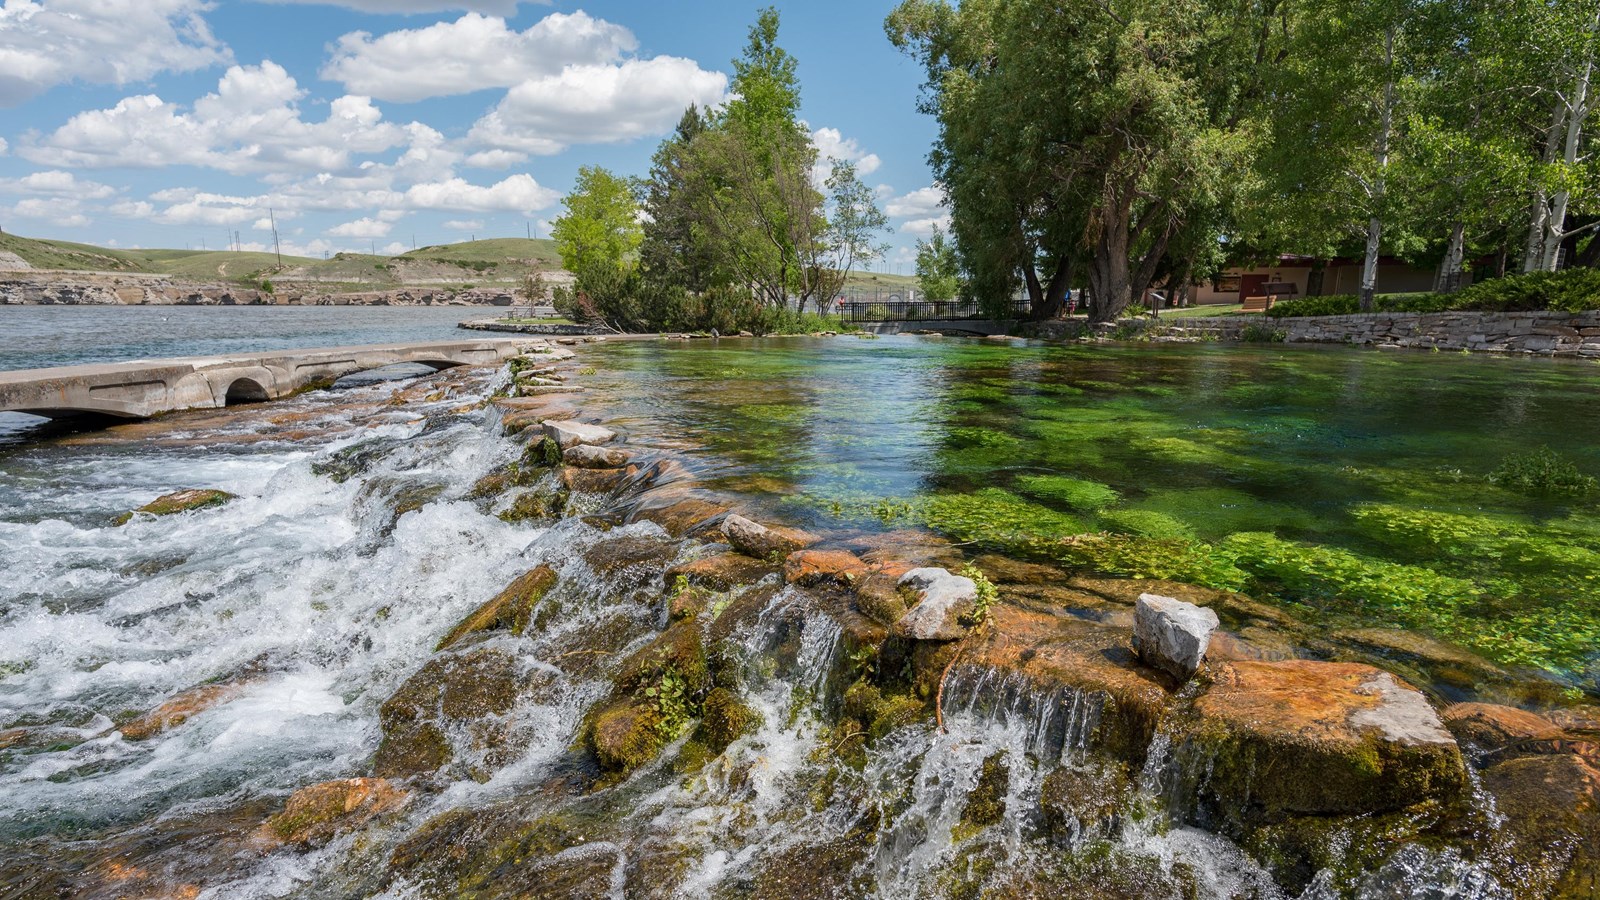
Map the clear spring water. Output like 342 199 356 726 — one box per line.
0 331 1575 897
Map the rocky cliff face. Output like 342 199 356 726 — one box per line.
0 271 521 306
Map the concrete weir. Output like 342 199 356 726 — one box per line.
0 339 539 420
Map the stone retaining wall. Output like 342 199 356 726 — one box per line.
1023 311 1600 357
458 319 602 336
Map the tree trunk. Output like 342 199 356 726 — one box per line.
1087 199 1133 323
1434 222 1466 292
1362 25 1396 313
1033 256 1071 320
1524 99 1568 272
1543 23 1597 272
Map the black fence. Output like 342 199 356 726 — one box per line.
838 299 1032 322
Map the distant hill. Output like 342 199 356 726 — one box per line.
0 232 564 291
0 230 922 295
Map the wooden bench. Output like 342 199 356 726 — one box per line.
1241 295 1276 312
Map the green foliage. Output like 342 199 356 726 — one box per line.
1099 509 1197 540
1014 474 1120 511
915 224 962 302
644 667 694 741
959 564 999 625
1489 447 1598 497
551 165 643 286
1240 323 1287 343
1056 533 1248 589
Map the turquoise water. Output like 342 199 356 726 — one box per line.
578 336 1600 691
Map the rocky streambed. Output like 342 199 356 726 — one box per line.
0 339 1596 899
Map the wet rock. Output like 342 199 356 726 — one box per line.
783 549 867 587
585 618 710 776
435 565 558 651
580 533 680 584
497 484 569 523
257 778 407 849
628 495 729 537
853 572 910 627
1480 752 1600 899
560 464 637 495
120 657 269 741
699 686 761 752
564 444 631 469
115 488 236 526
1443 702 1565 758
589 699 662 774
891 567 978 642
971 554 1066 585
373 648 525 779
311 437 404 482
543 419 616 450
1186 660 1465 824
1132 593 1219 681
1040 760 1134 846
722 514 817 560
965 604 1171 763
666 552 778 592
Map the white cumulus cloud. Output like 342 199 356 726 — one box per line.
812 127 881 178
262 0 531 14
403 174 558 214
887 186 947 219
0 170 116 199
900 215 953 237
322 11 634 103
469 57 727 156
443 219 483 230
0 0 231 107
328 216 394 238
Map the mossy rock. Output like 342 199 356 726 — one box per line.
522 435 563 469
115 488 236 525
750 821 877 899
1038 760 1133 846
1479 752 1600 899
260 777 407 849
958 753 1010 834
498 486 569 523
1179 660 1466 832
588 698 665 773
311 437 403 483
373 648 525 778
699 687 762 752
435 565 558 651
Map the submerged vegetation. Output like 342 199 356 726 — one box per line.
592 337 1600 687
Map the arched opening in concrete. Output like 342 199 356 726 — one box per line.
224 377 270 405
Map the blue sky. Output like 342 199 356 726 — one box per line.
0 0 948 271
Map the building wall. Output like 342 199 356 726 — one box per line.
1190 260 1459 305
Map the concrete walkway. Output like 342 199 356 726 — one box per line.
0 338 541 419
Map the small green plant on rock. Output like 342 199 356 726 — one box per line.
959 564 998 626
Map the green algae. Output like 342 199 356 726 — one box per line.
1015 475 1120 511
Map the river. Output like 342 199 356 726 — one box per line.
0 320 1594 898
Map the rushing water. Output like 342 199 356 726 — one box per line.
0 330 1592 897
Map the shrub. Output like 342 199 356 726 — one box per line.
1269 268 1600 318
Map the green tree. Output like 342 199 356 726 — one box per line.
640 105 715 294
915 224 960 302
551 165 642 284
889 0 1267 322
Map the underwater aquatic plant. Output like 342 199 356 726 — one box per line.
1488 447 1598 498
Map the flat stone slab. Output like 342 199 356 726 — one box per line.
722 514 816 560
564 444 631 469
1188 660 1463 821
543 420 616 449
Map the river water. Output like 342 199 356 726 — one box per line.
0 316 1592 897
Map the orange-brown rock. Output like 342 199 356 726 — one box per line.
721 514 817 560
436 565 558 651
1443 702 1565 755
628 495 728 537
257 778 408 849
784 549 868 587
963 603 1170 763
1185 660 1465 824
120 660 270 741
560 464 637 495
667 553 778 592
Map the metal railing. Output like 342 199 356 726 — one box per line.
837 299 1032 323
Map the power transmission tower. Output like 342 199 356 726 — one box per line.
268 209 282 268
